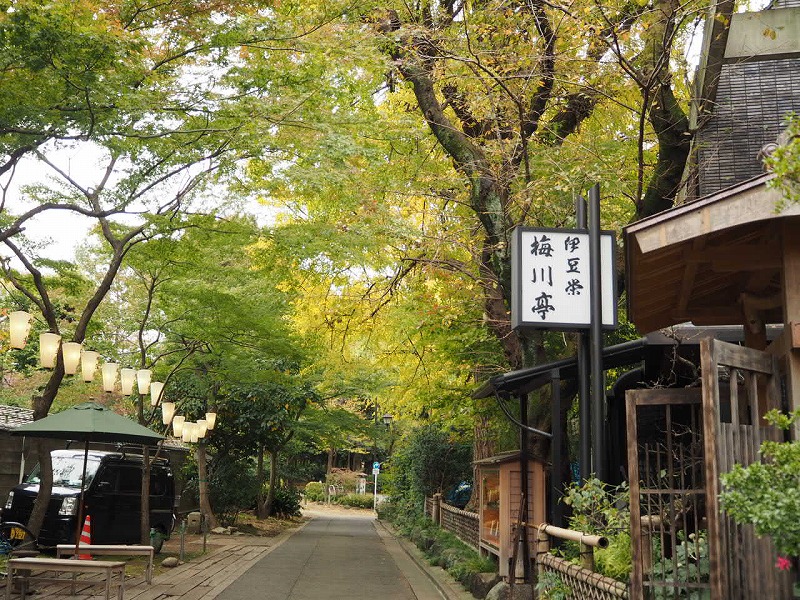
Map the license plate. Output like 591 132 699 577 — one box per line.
9 527 26 540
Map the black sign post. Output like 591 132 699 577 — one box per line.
575 196 591 482
588 184 606 482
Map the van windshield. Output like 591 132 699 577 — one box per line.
26 456 102 489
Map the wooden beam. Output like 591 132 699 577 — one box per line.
631 182 796 255
793 322 800 349
678 239 704 313
684 243 781 268
711 259 780 272
781 219 800 437
671 308 743 325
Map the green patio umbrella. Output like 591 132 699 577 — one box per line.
12 401 164 554
12 401 164 445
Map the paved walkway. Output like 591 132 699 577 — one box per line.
217 510 442 600
2 506 473 600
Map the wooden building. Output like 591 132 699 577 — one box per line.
474 451 546 580
0 405 39 502
684 0 800 200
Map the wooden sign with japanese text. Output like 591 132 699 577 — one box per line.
511 227 617 330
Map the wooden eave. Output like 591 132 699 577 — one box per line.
624 174 800 333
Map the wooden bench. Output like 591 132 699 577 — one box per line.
57 543 155 584
4 557 125 600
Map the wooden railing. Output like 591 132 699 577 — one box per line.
535 523 628 600
425 493 479 550
422 499 629 599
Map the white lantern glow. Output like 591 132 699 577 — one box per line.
39 332 61 369
81 350 99 382
205 411 217 430
120 368 136 395
161 402 175 425
100 362 119 393
197 419 208 438
9 311 32 349
172 415 185 438
61 342 82 375
182 421 193 442
190 422 199 443
150 381 164 407
136 369 152 395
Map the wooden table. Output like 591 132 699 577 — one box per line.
4 557 125 600
57 543 155 583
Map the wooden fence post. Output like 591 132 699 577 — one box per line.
580 540 594 572
432 493 442 525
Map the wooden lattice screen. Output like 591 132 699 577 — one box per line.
628 339 794 599
627 388 709 599
700 338 793 599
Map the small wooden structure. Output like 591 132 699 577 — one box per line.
0 405 40 501
475 451 546 579
624 174 800 598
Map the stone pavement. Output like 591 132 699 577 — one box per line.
2 505 474 600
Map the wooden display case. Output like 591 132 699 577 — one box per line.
475 451 546 579
480 468 500 549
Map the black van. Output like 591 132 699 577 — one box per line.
1 449 175 551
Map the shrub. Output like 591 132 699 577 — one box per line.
562 478 632 583
334 493 374 509
326 468 364 494
267 486 302 517
536 570 573 599
765 113 800 207
384 425 472 513
304 481 325 502
381 509 495 589
721 409 800 559
207 456 260 526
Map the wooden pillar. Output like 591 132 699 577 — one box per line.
782 219 800 437
580 541 595 572
432 493 442 525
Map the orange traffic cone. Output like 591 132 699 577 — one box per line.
78 515 92 559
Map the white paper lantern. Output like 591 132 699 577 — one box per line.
9 311 32 349
197 419 208 438
39 333 61 369
150 381 164 407
61 342 82 375
161 402 175 425
172 415 185 437
120 368 136 395
81 350 99 382
101 362 119 393
136 369 152 395
205 411 217 430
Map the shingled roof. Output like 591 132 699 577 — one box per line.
0 404 34 431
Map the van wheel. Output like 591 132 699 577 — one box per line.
150 528 165 554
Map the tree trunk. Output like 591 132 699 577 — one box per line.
196 443 218 529
27 440 52 538
326 447 335 475
25 390 61 536
265 450 278 517
465 408 497 513
255 446 267 519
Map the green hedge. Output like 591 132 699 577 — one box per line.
379 500 495 588
334 493 374 509
304 481 325 502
